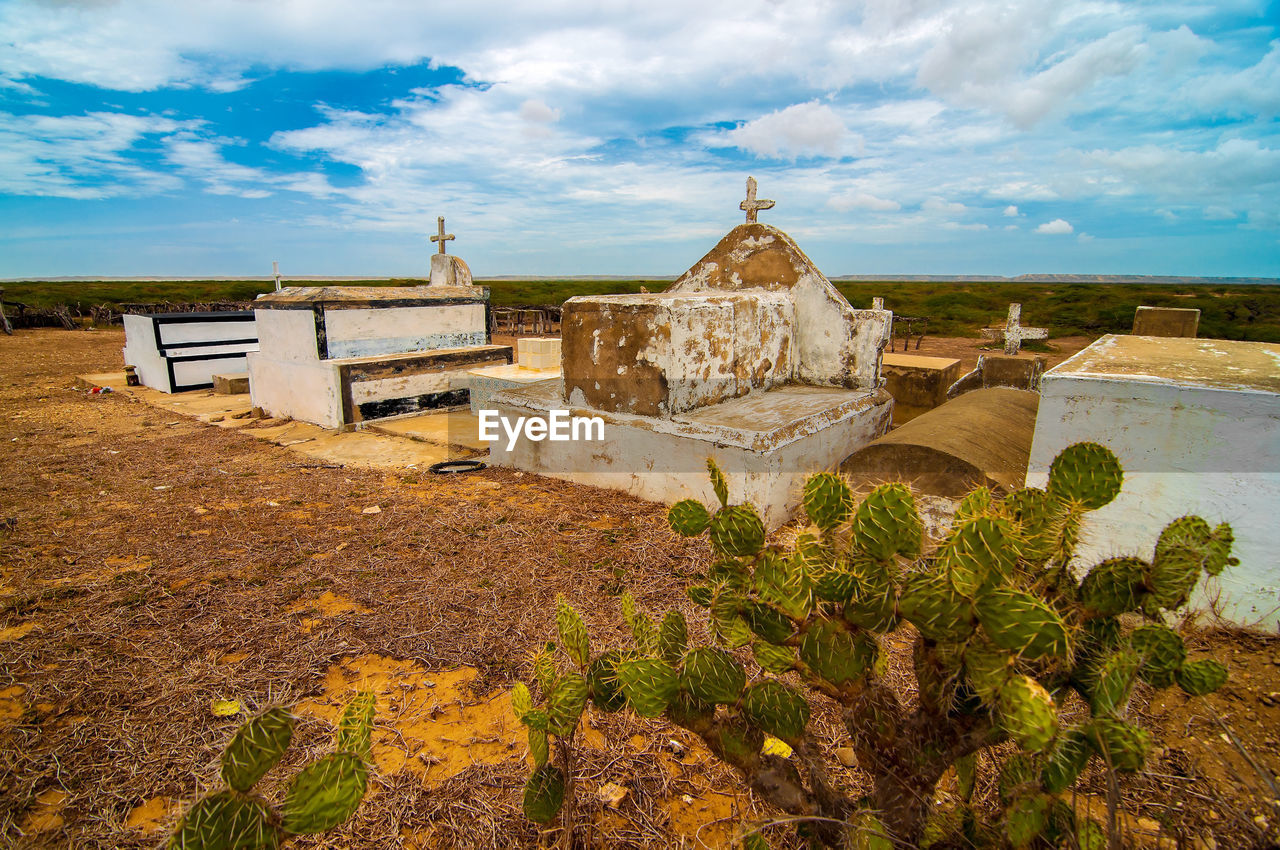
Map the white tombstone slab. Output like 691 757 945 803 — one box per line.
122 312 258 393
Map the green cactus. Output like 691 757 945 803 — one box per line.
524 442 1236 848
1177 658 1229 696
220 708 295 793
680 647 747 704
169 791 277 850
523 764 567 824
171 693 374 850
1046 441 1123 509
707 457 730 507
280 752 368 834
555 595 591 667
669 498 712 536
710 504 767 557
803 472 853 531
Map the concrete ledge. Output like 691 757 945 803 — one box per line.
881 353 961 424
485 380 893 528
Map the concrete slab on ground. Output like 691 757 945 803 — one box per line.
77 370 463 470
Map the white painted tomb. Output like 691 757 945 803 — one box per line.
466 337 562 415
247 285 511 428
122 311 259 393
486 180 894 528
1026 334 1280 627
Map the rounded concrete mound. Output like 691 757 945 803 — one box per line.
840 387 1039 498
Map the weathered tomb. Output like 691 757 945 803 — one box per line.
1133 305 1199 338
487 182 894 528
247 285 510 429
841 387 1039 498
1026 334 1280 626
880 353 961 424
947 353 1046 397
122 311 258 393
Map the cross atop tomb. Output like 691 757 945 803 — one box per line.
986 302 1048 355
430 216 455 255
740 176 775 223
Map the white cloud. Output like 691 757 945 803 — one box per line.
1036 218 1073 234
1077 232 1094 242
922 197 967 216
1192 42 1280 118
829 191 900 212
1003 204 1019 217
1203 205 1236 220
723 101 855 159
519 99 560 123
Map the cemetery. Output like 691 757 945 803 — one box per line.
1 191 1279 850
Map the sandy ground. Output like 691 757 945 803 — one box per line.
0 327 1277 849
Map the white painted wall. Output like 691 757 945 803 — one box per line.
246 354 343 428
324 304 486 358
1028 336 1280 628
255 309 321 362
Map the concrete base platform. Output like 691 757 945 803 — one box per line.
842 387 1039 498
465 362 560 415
485 379 893 529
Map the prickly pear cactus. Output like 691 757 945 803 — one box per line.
169 692 376 850
518 442 1236 848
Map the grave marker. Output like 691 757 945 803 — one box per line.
1133 305 1198 338
430 216 455 254
739 176 775 223
981 303 1047 355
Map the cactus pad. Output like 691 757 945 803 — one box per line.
798 619 875 686
1046 442 1123 510
687 585 713 607
937 516 1017 595
335 691 376 758
976 588 1071 660
528 726 550 767
709 505 766 558
511 682 532 721
680 647 747 704
752 640 795 674
1148 545 1202 610
707 458 730 507
555 596 591 667
586 650 628 712
842 559 899 633
522 764 566 824
1089 649 1140 716
851 483 923 561
802 472 853 531
743 679 810 742
954 486 993 524
963 641 1012 702
220 707 295 794
617 658 680 717
1129 625 1186 688
997 675 1058 753
1079 557 1147 616
546 673 589 736
1205 523 1236 576
281 752 368 835
1005 793 1050 849
168 790 277 850
742 601 793 644
668 498 712 537
1041 728 1091 794
1176 658 1228 696
898 572 975 642
658 610 689 664
1086 717 1150 772
814 569 861 604
753 548 812 620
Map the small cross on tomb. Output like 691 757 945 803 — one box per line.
740 176 775 223
995 303 1047 355
430 216 455 255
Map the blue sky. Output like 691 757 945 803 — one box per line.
1 0 1278 278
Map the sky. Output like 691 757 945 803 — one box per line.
1 0 1278 279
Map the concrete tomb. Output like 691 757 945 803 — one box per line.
842 387 1039 498
947 353 1046 398
1133 305 1199 338
981 303 1047 355
247 222 511 428
880 353 962 424
1026 334 1280 627
486 179 894 528
122 311 258 393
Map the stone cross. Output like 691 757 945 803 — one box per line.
872 297 884 310
430 216 455 255
272 260 281 292
740 176 775 223
992 302 1048 355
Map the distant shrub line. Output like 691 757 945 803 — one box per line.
3 279 1278 341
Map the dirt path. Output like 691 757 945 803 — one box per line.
0 328 1276 849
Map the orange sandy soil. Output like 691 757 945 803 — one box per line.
0 328 1277 849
